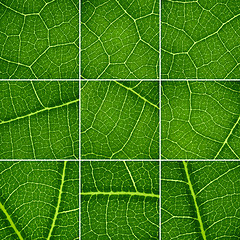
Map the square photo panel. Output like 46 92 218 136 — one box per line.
0 80 79 159
81 160 159 239
81 0 159 79
81 80 159 159
161 81 240 159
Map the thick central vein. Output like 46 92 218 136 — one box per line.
0 202 23 240
81 191 159 198
47 161 67 240
0 99 79 126
183 161 207 240
114 81 159 109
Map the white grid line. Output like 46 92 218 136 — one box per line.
79 2 81 239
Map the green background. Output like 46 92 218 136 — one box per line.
0 0 79 79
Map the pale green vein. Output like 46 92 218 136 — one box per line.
124 161 138 191
47 161 67 240
114 0 159 53
183 161 207 240
114 81 159 109
227 143 240 159
0 99 79 126
28 116 36 159
0 202 23 240
31 81 45 108
214 115 240 159
81 191 159 198
161 178 188 184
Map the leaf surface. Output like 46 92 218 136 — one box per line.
81 0 159 79
81 161 159 239
0 161 79 239
161 0 240 79
161 81 240 159
0 0 79 79
81 80 159 159
0 81 79 159
162 161 240 239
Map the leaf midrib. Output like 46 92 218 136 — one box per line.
47 161 67 240
0 201 23 240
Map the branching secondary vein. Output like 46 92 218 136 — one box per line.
114 81 159 109
214 115 240 159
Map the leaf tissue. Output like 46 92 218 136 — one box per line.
0 161 79 239
81 161 159 239
81 80 159 159
161 81 240 159
0 81 79 159
81 0 159 79
0 0 79 79
162 161 240 239
162 0 240 79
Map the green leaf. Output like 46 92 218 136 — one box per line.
81 160 159 239
81 0 159 79
0 81 79 159
81 80 159 159
162 161 240 239
161 81 240 159
161 0 240 79
0 161 79 239
0 0 79 79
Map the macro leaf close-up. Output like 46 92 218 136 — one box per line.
0 0 79 79
81 161 159 239
81 80 159 159
81 0 159 79
0 81 79 159
0 161 79 239
162 161 240 239
161 81 240 159
162 0 240 79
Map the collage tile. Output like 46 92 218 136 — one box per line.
0 0 239 239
